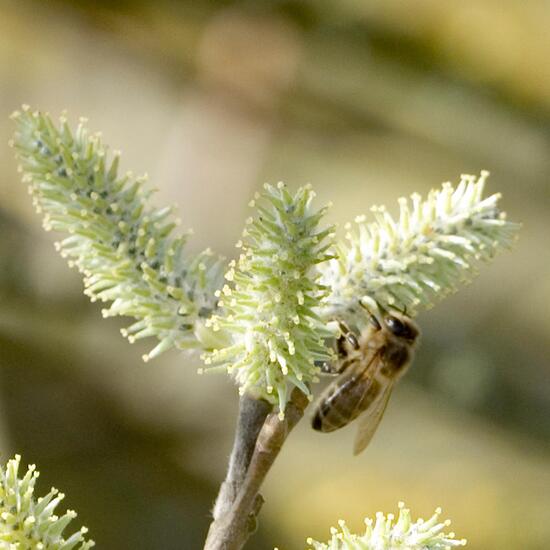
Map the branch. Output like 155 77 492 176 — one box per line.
204 388 309 550
211 394 272 521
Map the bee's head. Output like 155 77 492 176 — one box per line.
384 314 419 342
359 298 420 342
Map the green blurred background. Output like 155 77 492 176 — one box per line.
1 1 549 548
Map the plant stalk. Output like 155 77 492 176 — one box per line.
204 388 309 550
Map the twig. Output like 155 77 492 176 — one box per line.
212 394 273 521
204 388 309 550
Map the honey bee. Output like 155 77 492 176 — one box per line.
312 304 420 455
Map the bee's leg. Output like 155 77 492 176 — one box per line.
315 360 339 376
337 320 360 350
316 320 359 376
336 335 348 357
315 356 353 376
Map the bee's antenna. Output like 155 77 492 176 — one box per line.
392 303 408 317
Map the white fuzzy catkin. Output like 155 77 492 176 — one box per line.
203 183 335 417
11 107 225 361
0 455 94 549
11 107 521 410
307 502 466 550
319 171 520 327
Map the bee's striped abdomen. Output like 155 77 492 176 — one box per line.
312 372 382 433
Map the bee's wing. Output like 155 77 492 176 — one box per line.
352 380 394 456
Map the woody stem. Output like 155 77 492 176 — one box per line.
204 389 309 550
